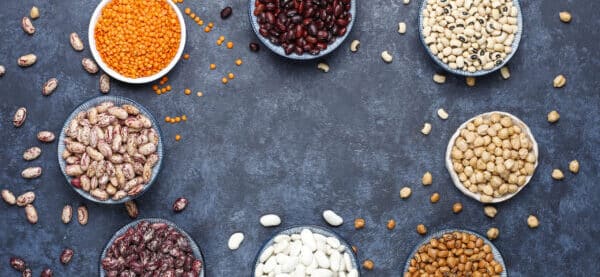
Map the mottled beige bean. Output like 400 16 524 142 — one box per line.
69 32 84 51
23 147 42 161
21 167 42 179
1 189 16 205
62 205 73 224
25 204 38 224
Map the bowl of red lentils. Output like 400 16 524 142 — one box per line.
88 0 186 84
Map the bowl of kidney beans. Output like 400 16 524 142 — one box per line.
100 219 204 277
250 0 355 59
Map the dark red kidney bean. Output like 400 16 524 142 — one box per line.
336 18 348 27
259 28 269 37
334 4 343 17
253 4 265 16
220 7 232 19
71 177 81 188
22 268 32 277
60 248 74 264
265 12 275 24
306 35 317 44
317 30 328 41
338 27 347 36
172 197 188 212
10 257 27 272
308 23 318 36
40 268 53 277
249 42 260 52
284 44 295 54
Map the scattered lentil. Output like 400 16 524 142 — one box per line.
184 88 191 95
221 77 228 84
183 53 190 60
228 73 235 79
226 41 234 49
197 92 203 97
210 64 216 70
387 219 396 230
175 134 181 141
235 59 243 66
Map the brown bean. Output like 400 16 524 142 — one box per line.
22 17 35 35
69 32 84 51
17 54 37 67
13 107 27 127
1 189 16 205
124 200 139 218
21 167 42 179
16 191 35 207
172 197 188 212
42 78 58 96
77 205 88 225
62 205 73 224
37 131 56 143
25 204 38 224
82 58 99 74
60 248 74 264
99 73 110 94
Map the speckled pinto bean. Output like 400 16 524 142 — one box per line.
21 167 42 179
60 248 74 264
13 107 27 127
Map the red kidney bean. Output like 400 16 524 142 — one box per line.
220 7 232 19
10 257 27 272
254 0 352 56
249 42 260 52
172 197 188 212
41 268 53 277
60 248 74 264
22 268 32 277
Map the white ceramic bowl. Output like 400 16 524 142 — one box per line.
88 0 186 84
445 111 538 203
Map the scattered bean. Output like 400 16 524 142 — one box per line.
437 108 448 119
17 54 37 67
500 66 511 79
10 256 27 272
416 224 427 235
249 42 260 52
69 32 84 52
317 62 330 73
25 204 38 224
398 22 406 34
228 232 244 250
466 76 476 87
21 167 42 179
124 200 138 218
527 215 539 228
354 218 365 229
23 147 41 161
42 78 59 96
547 110 560 123
381 51 393 63
484 206 498 218
220 6 232 19
430 192 440 203
559 11 572 23
569 160 580 174
486 227 499 240
260 214 281 227
16 191 35 207
400 187 412 199
433 73 446 84
99 74 110 94
13 107 27 127
21 17 35 35
422 172 432 186
62 205 73 224
386 219 396 230
350 39 360 52
77 205 88 225
37 131 56 143
172 197 188 212
551 169 564 180
22 268 32 277
323 210 344 226
2 189 16 205
41 268 53 277
82 58 99 74
0 65 5 77
60 248 74 264
553 74 566 88
30 6 40 19
363 259 374 270
452 202 463 213
421 122 431 135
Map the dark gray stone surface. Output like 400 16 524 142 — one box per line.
1 0 599 276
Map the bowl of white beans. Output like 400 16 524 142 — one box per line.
419 0 523 76
445 111 538 203
253 225 360 276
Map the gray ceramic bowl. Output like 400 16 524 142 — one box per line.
253 225 360 276
249 0 356 60
418 0 523 76
403 228 507 276
99 218 205 277
57 95 163 204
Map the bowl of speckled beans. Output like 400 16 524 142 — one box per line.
418 0 523 76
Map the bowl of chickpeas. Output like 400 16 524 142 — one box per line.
445 111 538 203
88 0 186 84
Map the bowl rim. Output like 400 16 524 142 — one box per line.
418 0 523 76
402 228 507 277
445 111 539 203
252 225 361 276
248 0 357 60
99 218 205 277
88 0 187 84
57 95 164 205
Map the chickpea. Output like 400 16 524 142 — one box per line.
387 219 396 230
422 171 432 186
354 218 365 229
569 160 579 174
551 169 564 180
527 215 539 228
486 227 499 240
362 259 374 270
416 224 427 235
430 192 440 203
452 202 463 213
400 187 412 199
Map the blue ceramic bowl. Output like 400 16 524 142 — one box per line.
99 218 205 277
418 0 523 76
403 228 507 276
57 95 164 204
249 0 357 60
253 225 360 276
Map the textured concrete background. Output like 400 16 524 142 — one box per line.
1 0 599 276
